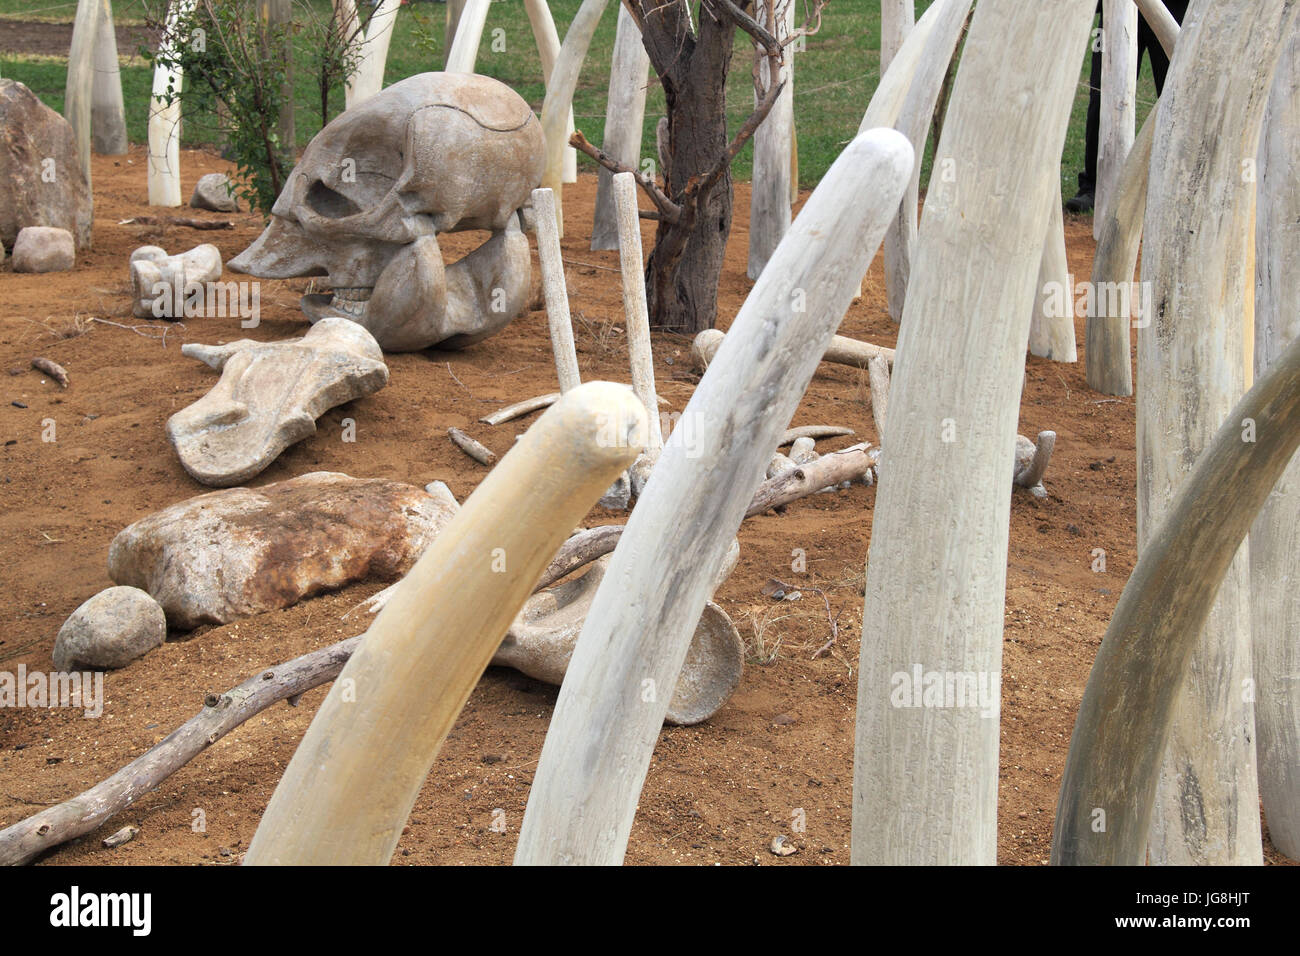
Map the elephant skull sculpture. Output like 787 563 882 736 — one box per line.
229 72 544 351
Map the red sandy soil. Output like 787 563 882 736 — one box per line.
0 146 1289 866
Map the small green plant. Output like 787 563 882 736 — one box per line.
144 0 362 217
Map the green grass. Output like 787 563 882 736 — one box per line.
0 0 1160 200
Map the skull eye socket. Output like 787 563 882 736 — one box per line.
306 180 362 219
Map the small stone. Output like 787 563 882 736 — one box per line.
481 754 503 765
102 824 139 848
11 226 75 273
190 173 239 212
769 835 797 856
772 713 796 726
11 401 26 408
53 586 166 671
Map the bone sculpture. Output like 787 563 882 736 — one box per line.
167 317 389 487
532 188 582 393
853 0 1098 866
1137 0 1298 866
129 244 223 318
228 73 543 352
513 128 914 866
522 0 578 182
1096 0 1137 238
1252 29 1300 861
1053 333 1300 865
244 382 646 866
878 0 916 314
344 0 400 109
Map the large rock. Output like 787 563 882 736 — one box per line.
12 226 75 273
0 79 93 251
190 173 239 212
53 586 166 671
167 317 389 487
107 472 458 629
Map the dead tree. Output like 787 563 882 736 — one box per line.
571 0 827 334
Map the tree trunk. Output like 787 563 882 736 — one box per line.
641 9 736 334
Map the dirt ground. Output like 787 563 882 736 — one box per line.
0 146 1289 866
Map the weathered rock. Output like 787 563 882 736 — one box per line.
130 243 224 318
166 317 389 486
190 173 239 212
53 586 166 671
0 79 92 250
108 472 458 629
228 72 542 351
11 226 75 273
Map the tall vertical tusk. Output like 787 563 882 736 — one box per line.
591 4 650 249
514 128 914 866
532 188 582 394
244 382 645 865
444 0 490 74
852 0 1099 866
614 172 663 456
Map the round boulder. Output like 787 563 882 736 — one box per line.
12 226 75 273
190 173 239 212
53 586 167 671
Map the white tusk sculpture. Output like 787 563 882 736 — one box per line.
1251 28 1300 862
1096 0 1137 238
614 172 663 494
513 128 914 866
591 3 650 250
1053 333 1300 865
532 188 582 394
882 0 974 323
524 0 577 183
1084 4 1178 395
540 0 610 236
1137 0 1298 867
91 0 127 155
1028 182 1077 362
346 0 400 109
878 0 914 320
747 0 796 281
147 0 196 207
852 0 1098 866
850 0 959 303
444 0 490 74
65 0 98 185
244 381 646 866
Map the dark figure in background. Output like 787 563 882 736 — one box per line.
1066 0 1191 213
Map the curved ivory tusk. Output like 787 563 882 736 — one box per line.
1029 184 1077 362
1252 29 1300 862
591 4 650 250
853 0 1100 866
1133 0 1178 58
243 381 645 865
524 0 577 183
1137 0 1297 866
883 0 974 321
444 0 490 74
779 425 855 446
514 128 914 866
91 0 128 156
347 0 400 108
532 188 582 394
868 353 891 438
65 0 98 184
540 0 610 236
1096 0 1138 239
1013 430 1056 496
1053 333 1300 865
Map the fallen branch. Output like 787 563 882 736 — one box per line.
692 328 895 372
747 444 873 517
479 393 560 426
0 636 360 866
87 317 185 346
118 216 233 230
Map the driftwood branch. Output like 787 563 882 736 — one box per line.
570 129 681 223
448 427 496 465
118 216 233 230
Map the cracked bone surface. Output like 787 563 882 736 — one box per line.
129 243 223 318
167 317 389 487
227 73 543 351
